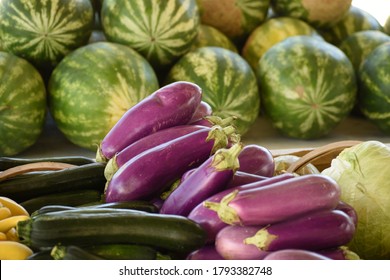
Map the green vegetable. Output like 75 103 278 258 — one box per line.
322 140 390 260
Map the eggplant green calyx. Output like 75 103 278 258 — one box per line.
205 115 238 127
203 189 240 225
104 155 119 181
206 125 230 154
244 226 278 251
95 144 108 163
51 245 66 260
212 142 243 172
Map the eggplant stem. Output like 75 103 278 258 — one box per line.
95 145 107 163
244 226 278 251
104 156 119 181
212 142 243 171
203 190 240 225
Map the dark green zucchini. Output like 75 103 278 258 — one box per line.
17 208 207 254
51 245 104 260
31 205 77 217
83 244 167 260
21 190 103 215
0 162 106 202
0 156 95 171
81 200 159 213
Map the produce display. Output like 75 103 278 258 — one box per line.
0 0 390 261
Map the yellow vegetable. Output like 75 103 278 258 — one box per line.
0 206 12 220
0 241 33 260
0 215 29 233
0 197 29 216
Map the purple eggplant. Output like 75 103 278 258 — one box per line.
335 200 358 228
204 174 341 226
190 115 237 128
316 246 360 260
186 245 224 260
97 81 202 162
104 125 234 202
215 225 269 260
263 249 332 260
160 143 243 216
104 125 206 180
188 101 213 123
227 171 267 188
188 173 295 243
216 210 355 260
243 210 355 252
238 144 275 177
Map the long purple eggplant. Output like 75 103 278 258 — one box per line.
188 101 213 123
227 171 267 188
188 173 295 243
160 143 243 216
104 125 235 202
238 144 275 177
204 174 341 226
316 246 360 260
243 209 355 252
186 245 224 260
97 81 202 162
215 210 355 260
335 200 358 227
104 125 206 180
263 249 331 260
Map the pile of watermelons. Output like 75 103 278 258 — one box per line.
0 0 390 156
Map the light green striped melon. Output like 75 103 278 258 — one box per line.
166 46 260 135
358 43 390 134
257 36 357 139
190 24 238 53
242 16 321 71
0 51 46 156
196 0 270 45
385 16 390 35
339 30 390 73
0 0 94 70
270 0 351 28
101 0 199 70
48 42 159 150
318 6 384 46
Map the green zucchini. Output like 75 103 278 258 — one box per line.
82 244 167 260
17 208 207 254
21 190 103 214
0 162 106 202
0 156 95 171
51 245 104 260
31 205 77 217
81 200 159 213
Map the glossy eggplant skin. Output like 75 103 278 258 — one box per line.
98 81 202 161
104 126 230 202
188 173 295 243
206 174 341 226
186 245 224 260
160 143 242 216
238 144 275 177
104 125 206 179
188 101 213 124
263 249 331 260
215 210 355 260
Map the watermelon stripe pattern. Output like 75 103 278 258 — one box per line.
101 0 199 69
0 52 46 156
166 46 260 134
48 42 159 150
358 43 390 133
0 0 94 68
258 36 357 139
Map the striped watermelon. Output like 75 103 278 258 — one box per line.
358 43 390 134
196 0 270 46
166 46 260 135
385 16 390 35
257 36 357 139
318 6 384 46
242 16 321 71
48 42 159 150
270 0 352 28
0 0 94 70
0 51 46 156
101 0 199 70
190 24 238 53
339 30 390 73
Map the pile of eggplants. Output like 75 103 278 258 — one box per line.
98 81 359 260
